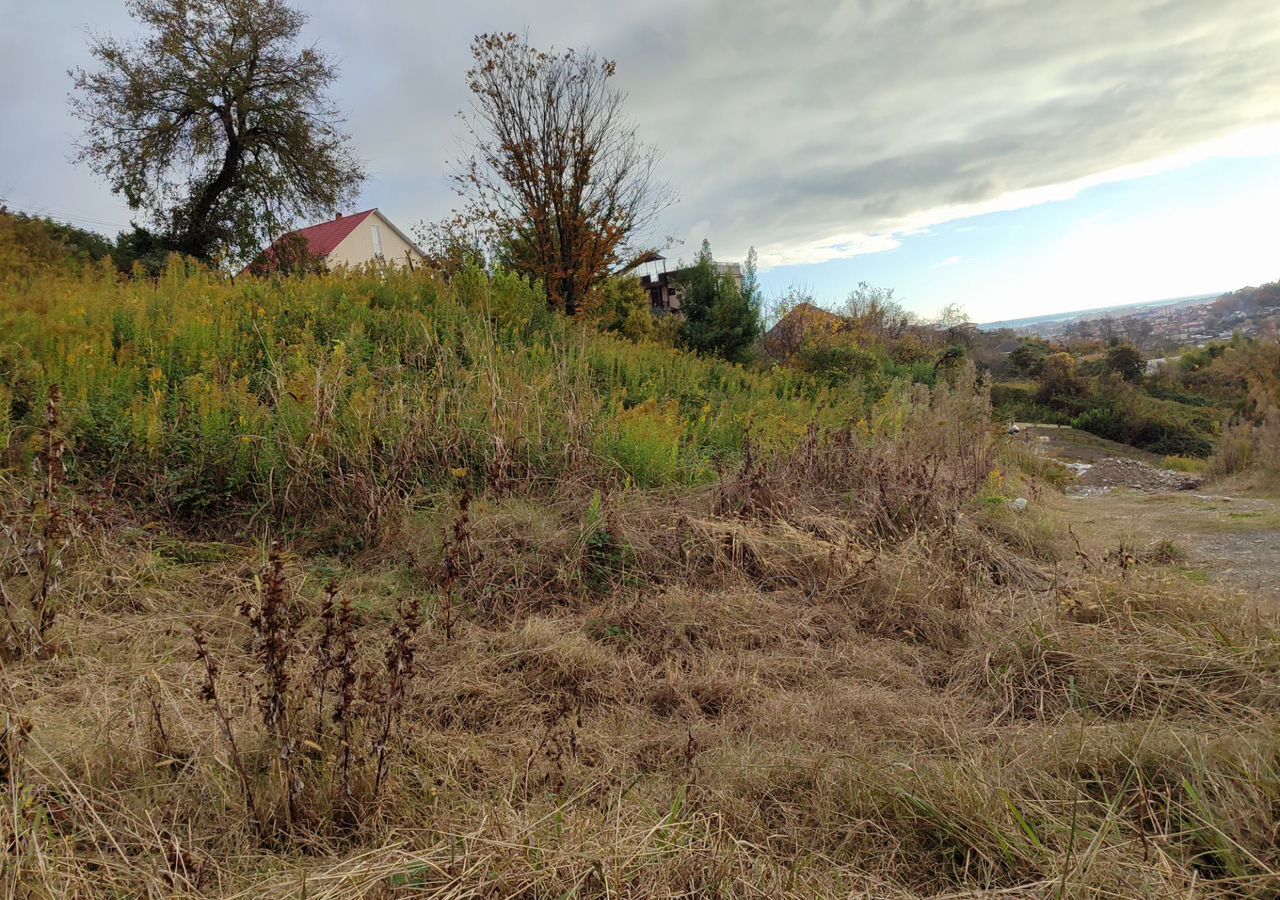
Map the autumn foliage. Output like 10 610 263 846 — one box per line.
452 33 672 316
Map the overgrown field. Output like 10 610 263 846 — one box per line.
4 266 1280 897
1 263 865 540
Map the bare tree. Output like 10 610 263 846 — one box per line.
844 282 916 339
70 0 365 265
454 33 673 316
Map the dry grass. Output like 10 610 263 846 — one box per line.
6 253 1280 897
4 416 1280 899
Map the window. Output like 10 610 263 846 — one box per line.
371 224 384 259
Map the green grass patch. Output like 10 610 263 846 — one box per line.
1163 455 1208 474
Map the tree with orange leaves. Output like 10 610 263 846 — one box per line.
453 34 674 317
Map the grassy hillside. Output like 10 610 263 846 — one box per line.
1 262 864 543
4 263 1280 897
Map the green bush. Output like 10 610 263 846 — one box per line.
1069 406 1134 445
592 275 654 341
795 337 885 386
677 240 761 363
594 399 697 487
1070 390 1216 457
990 382 1071 425
1104 343 1145 383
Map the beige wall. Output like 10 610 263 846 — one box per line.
327 211 424 270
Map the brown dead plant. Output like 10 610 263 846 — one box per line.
1 386 77 661
193 543 429 842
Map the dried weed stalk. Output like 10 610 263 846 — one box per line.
1 386 74 661
195 545 427 840
437 487 481 641
239 542 301 826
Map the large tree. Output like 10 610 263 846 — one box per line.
454 33 673 316
70 0 365 264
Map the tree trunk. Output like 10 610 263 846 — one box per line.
176 134 243 259
564 278 578 317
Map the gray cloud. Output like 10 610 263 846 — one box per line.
3 0 1278 266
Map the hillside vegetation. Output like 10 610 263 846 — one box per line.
0 208 170 282
990 316 1280 473
0 261 863 539
3 260 1280 897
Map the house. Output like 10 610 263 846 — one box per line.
635 254 744 315
250 208 424 274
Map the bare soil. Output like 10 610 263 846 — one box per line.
1015 425 1280 603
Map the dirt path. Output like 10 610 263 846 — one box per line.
1011 425 1280 602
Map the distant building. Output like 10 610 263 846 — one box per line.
636 255 744 315
761 302 847 360
249 209 424 274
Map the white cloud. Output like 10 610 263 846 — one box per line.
613 0 1280 264
4 0 1280 267
756 231 902 268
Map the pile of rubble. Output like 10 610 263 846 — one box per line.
1068 457 1202 493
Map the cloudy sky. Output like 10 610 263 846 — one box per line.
3 0 1279 321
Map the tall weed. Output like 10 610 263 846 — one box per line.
0 264 866 542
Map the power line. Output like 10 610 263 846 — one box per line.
0 200 132 232
13 204 130 230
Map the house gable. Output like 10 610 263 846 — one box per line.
327 210 423 270
288 210 374 259
249 209 424 275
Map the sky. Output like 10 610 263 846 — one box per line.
2 0 1278 322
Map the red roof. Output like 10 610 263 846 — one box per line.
278 209 375 258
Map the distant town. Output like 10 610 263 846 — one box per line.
984 285 1280 355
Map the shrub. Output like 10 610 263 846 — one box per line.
1069 384 1217 457
1070 405 1128 441
990 382 1070 425
591 275 654 341
1104 342 1145 383
1210 408 1280 479
1008 337 1051 377
481 265 547 332
1036 352 1085 403
794 331 885 386
245 232 327 278
594 399 692 488
0 208 115 283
